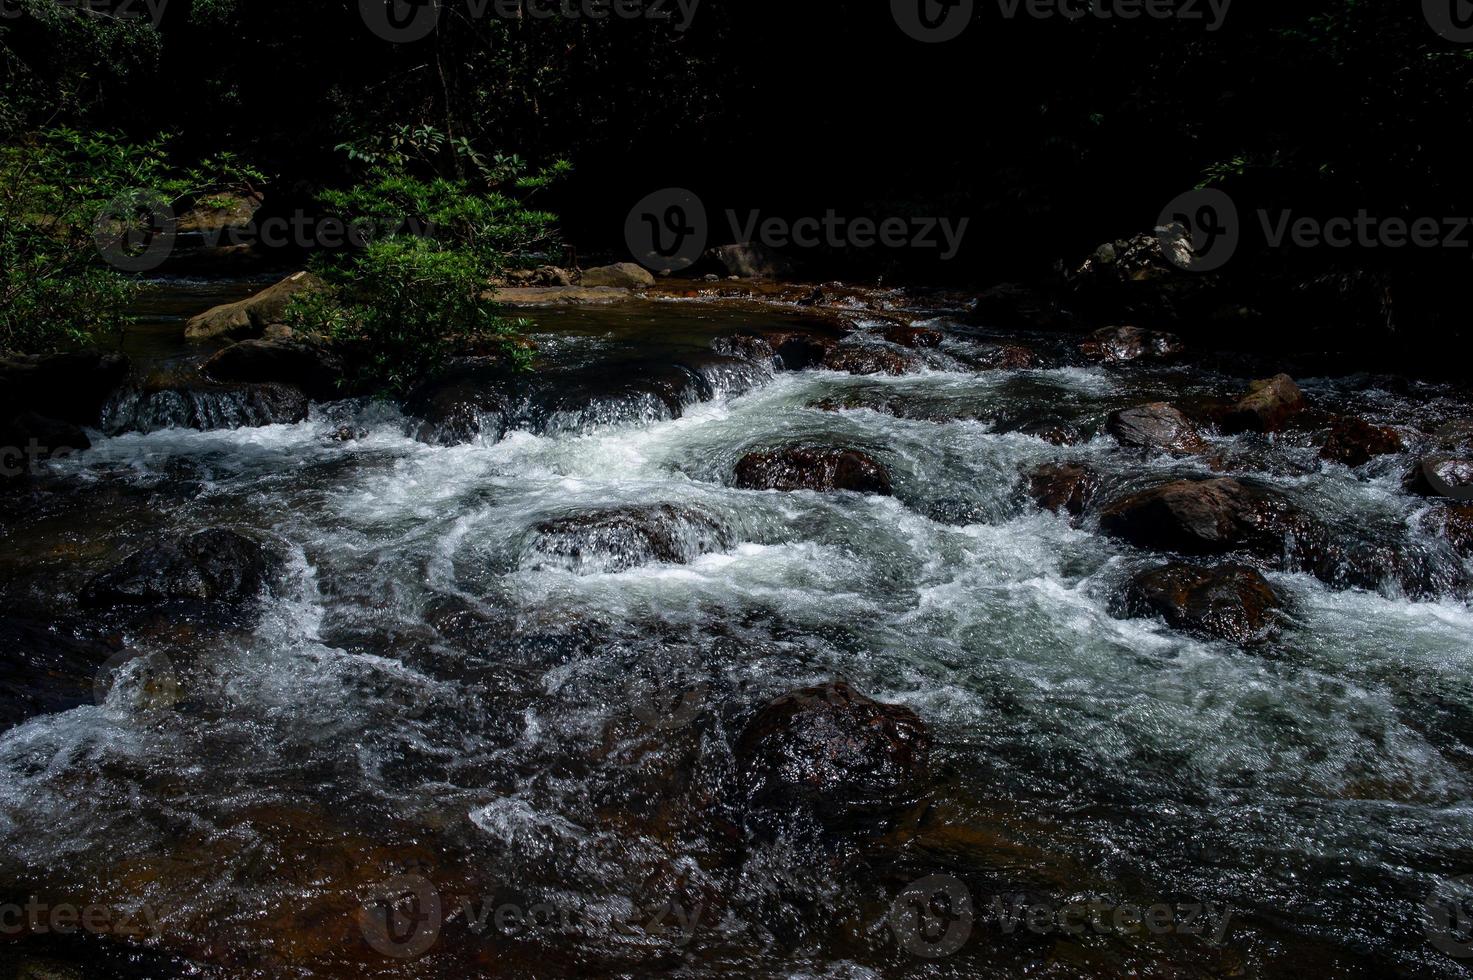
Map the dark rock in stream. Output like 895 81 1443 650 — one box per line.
0 617 120 731
522 504 732 574
821 344 919 376
1025 462 1101 518
203 339 347 401
973 343 1038 370
1320 417 1404 467
0 349 129 426
1078 325 1184 364
768 332 837 371
737 681 930 836
1121 563 1281 644
1221 373 1306 434
1106 402 1207 456
1404 456 1473 501
101 382 309 434
711 331 776 364
1428 505 1473 558
734 447 893 495
81 529 280 609
1098 478 1298 557
881 325 943 349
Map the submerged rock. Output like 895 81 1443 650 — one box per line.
1404 456 1473 500
1106 402 1207 456
204 339 346 401
1221 374 1306 434
737 681 930 831
1320 417 1404 467
81 529 279 609
821 344 918 376
184 271 319 341
1078 325 1184 364
1121 563 1281 644
522 504 731 574
973 343 1038 370
1099 478 1295 556
711 331 776 364
734 447 893 495
881 325 943 349
1025 462 1101 517
767 332 838 371
1429 505 1473 558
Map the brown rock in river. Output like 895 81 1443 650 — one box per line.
1320 417 1403 467
1122 563 1281 644
821 345 918 376
1404 456 1473 500
1221 374 1306 434
734 447 893 495
1106 402 1207 456
1098 478 1298 556
1078 325 1184 364
737 681 930 828
1026 462 1101 517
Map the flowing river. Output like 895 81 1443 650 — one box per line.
1 281 1470 978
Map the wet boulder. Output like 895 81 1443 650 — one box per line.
522 504 731 574
1106 402 1206 456
0 349 129 426
580 262 656 288
1404 456 1473 501
1429 505 1473 559
711 332 776 364
1099 478 1297 556
81 529 280 609
1121 563 1281 644
184 271 320 341
1078 325 1184 364
821 344 918 376
1430 421 1473 455
204 339 347 401
734 447 893 495
766 332 838 371
1320 417 1404 467
881 325 943 349
1221 374 1306 434
974 343 1038 370
737 681 930 831
1025 462 1101 517
404 360 514 446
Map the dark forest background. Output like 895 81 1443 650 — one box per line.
4 0 1473 355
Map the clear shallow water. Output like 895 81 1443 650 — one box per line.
1 298 1472 978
